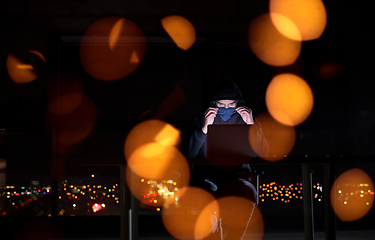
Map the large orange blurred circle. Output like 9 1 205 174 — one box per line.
124 119 181 161
249 112 295 161
270 0 327 41
162 187 218 239
217 196 263 240
266 73 314 126
248 14 301 67
161 15 196 51
330 168 374 222
80 17 146 81
127 143 189 180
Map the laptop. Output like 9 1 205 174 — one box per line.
207 124 256 167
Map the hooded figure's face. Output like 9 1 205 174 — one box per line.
215 100 237 121
215 100 237 109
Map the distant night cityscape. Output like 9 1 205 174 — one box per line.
1 177 324 216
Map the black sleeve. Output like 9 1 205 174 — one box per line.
182 113 207 158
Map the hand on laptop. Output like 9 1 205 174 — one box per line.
202 107 218 134
236 106 254 125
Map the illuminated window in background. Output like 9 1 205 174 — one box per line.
1 185 52 216
126 143 190 207
124 119 188 207
57 166 120 216
248 14 301 67
258 181 323 203
270 0 327 41
330 168 374 222
161 15 196 51
80 17 146 81
266 73 314 126
249 112 295 162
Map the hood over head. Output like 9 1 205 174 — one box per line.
210 78 245 107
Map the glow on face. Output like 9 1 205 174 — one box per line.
216 100 237 108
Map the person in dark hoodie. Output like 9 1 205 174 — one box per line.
183 78 268 160
183 78 256 158
182 78 269 198
182 78 268 238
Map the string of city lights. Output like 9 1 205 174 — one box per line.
3 179 373 216
138 178 180 212
259 182 323 203
0 186 50 216
58 177 119 215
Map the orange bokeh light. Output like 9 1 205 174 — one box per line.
270 0 327 41
80 17 146 81
217 196 263 240
249 112 295 161
127 143 189 180
248 14 301 67
6 53 38 84
124 119 181 161
47 73 85 115
109 18 123 50
126 161 190 207
266 73 314 126
161 15 196 51
162 187 218 239
330 168 375 222
269 13 301 41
